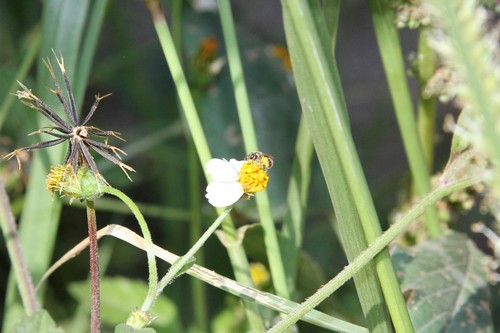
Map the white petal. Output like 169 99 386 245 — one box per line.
229 158 244 171
205 181 244 207
205 158 240 182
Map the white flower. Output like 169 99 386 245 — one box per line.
205 155 271 208
205 158 245 207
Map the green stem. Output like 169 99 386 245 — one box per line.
146 0 211 166
86 200 101 333
188 140 209 331
0 181 40 315
416 32 437 172
171 2 209 326
217 0 290 300
102 186 158 312
369 0 440 238
268 175 481 333
155 208 232 297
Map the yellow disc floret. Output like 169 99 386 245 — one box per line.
238 161 269 194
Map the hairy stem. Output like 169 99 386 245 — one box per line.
0 181 40 315
156 207 232 296
86 200 101 333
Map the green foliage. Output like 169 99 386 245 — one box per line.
393 232 492 333
1 0 499 332
11 310 64 333
68 277 181 332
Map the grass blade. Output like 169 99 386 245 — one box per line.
217 0 290 300
282 0 413 331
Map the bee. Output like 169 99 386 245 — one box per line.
245 151 274 171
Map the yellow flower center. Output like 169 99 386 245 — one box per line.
238 161 269 194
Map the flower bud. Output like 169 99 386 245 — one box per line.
46 164 106 201
126 308 156 329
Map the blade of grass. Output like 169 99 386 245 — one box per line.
282 0 413 331
324 0 341 51
280 117 313 292
306 11 392 328
282 2 394 332
0 25 40 132
368 0 440 238
144 1 266 330
284 24 393 333
74 0 110 101
217 0 290 300
170 2 209 329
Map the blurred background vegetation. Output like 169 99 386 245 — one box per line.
1 0 496 332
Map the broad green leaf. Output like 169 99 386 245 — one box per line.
11 310 64 333
392 232 493 333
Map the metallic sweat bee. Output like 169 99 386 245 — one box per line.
245 151 274 171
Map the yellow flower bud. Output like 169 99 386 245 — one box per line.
46 164 106 201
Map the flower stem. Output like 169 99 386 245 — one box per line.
102 186 158 313
268 174 481 332
86 200 101 333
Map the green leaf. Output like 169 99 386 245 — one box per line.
11 310 64 333
210 301 248 333
68 277 181 331
392 232 493 333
